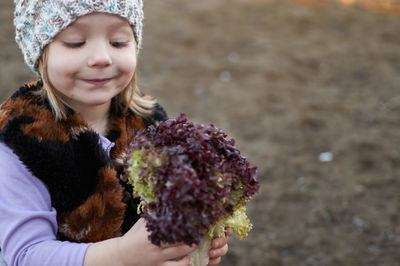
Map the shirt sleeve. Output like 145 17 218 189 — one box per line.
0 142 90 266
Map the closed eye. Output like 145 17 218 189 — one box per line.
64 42 85 48
110 41 128 48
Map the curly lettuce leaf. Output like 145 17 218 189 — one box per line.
189 204 253 266
128 149 158 212
208 204 252 240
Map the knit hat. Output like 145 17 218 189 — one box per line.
14 0 144 72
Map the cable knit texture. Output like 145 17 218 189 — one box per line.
14 0 144 72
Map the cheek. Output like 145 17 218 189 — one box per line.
47 46 80 83
47 59 63 85
118 52 137 77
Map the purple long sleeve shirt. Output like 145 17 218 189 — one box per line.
0 136 115 266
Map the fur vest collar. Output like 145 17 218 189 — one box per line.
0 81 167 242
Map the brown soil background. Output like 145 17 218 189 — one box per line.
1 0 400 265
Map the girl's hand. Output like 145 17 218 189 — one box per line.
208 227 233 265
118 218 197 266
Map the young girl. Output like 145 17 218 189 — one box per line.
0 1 232 265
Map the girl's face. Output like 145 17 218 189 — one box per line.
46 13 137 112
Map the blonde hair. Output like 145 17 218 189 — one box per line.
36 46 156 120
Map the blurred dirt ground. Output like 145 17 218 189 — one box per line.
1 0 400 265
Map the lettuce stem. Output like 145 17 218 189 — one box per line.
189 234 212 266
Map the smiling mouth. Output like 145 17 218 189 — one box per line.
82 78 113 86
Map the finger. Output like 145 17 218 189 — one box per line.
207 257 221 266
135 217 148 230
209 244 228 259
163 244 197 260
163 255 190 266
225 227 233 237
161 241 187 249
211 237 228 249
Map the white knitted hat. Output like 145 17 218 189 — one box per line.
14 0 144 72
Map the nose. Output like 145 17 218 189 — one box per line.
87 43 112 68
